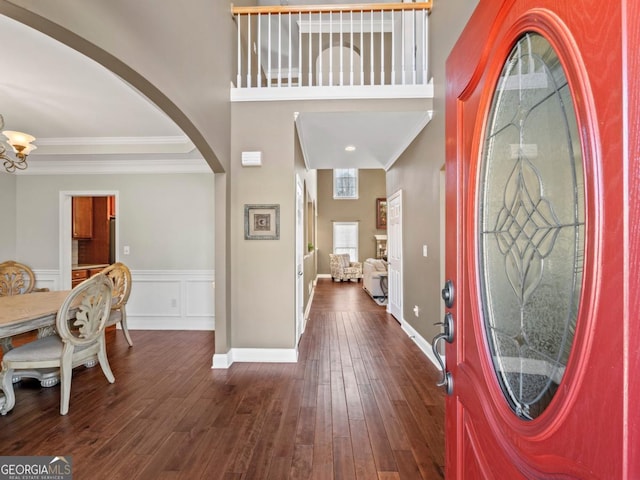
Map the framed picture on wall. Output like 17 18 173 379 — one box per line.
376 198 387 229
244 204 280 240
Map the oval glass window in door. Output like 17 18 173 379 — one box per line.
478 32 585 420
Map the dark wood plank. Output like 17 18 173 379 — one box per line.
0 278 445 479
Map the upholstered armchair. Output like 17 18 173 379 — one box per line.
329 253 363 282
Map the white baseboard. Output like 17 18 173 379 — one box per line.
400 317 444 371
316 273 332 279
212 348 298 369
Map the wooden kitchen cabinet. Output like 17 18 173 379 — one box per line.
71 269 88 287
72 197 93 239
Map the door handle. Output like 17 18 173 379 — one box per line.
432 312 454 395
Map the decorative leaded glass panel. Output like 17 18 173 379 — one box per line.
478 33 585 420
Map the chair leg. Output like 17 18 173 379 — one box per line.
97 337 115 384
120 311 133 347
59 357 72 416
0 366 16 415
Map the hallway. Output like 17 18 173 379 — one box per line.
0 278 445 479
298 278 446 479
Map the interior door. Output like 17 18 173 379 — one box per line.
444 0 631 477
387 190 402 321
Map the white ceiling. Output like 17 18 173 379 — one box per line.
1 5 428 174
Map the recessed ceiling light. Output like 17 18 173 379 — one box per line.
345 145 356 152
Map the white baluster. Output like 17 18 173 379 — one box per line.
318 13 323 86
308 12 312 86
257 14 262 88
349 11 354 86
360 10 364 85
278 12 282 87
339 11 344 86
268 13 272 87
391 10 396 85
423 9 428 84
236 14 242 88
247 13 252 88
380 10 385 86
298 12 302 87
412 9 416 85
329 11 333 86
288 12 292 87
401 10 405 85
370 9 374 85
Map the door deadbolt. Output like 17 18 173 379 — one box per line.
441 279 455 308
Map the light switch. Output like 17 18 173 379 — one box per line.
123 245 130 255
423 245 428 257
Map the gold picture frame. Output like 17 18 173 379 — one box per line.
376 198 387 230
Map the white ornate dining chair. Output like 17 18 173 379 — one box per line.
101 262 133 346
0 273 115 415
0 260 48 296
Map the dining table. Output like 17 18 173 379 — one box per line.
0 290 72 347
0 290 72 411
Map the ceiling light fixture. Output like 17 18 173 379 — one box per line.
345 145 356 152
0 115 37 173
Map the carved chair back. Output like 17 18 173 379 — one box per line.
0 260 36 296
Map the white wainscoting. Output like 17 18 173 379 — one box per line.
32 270 61 292
34 268 215 331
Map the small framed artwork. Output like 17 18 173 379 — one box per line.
244 204 280 240
376 197 387 230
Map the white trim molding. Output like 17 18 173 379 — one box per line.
231 81 434 102
401 317 443 371
212 348 298 369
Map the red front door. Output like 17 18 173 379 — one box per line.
444 0 638 478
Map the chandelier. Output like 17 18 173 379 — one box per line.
0 114 37 173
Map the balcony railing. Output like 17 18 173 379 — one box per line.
232 2 432 98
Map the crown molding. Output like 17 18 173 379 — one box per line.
32 135 195 155
35 135 190 146
16 157 212 175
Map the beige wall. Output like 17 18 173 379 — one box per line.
13 173 215 270
316 169 387 275
0 172 17 260
231 102 297 349
386 0 479 342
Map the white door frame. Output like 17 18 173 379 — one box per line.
59 190 120 289
295 175 305 344
387 190 403 321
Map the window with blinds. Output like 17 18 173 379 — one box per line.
333 168 359 199
333 221 359 262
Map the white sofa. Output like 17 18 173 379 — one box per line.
363 258 388 298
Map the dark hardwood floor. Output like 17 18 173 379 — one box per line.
0 278 445 479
